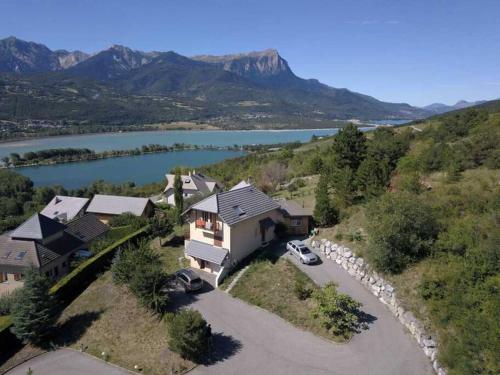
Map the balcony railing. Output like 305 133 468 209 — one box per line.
195 219 222 233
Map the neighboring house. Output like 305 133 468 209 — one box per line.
0 213 108 294
86 194 154 224
40 195 90 223
275 198 313 235
163 171 222 206
183 184 282 275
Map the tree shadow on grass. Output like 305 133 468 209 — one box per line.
203 332 242 366
52 310 103 347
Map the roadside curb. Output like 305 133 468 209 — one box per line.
224 266 249 293
1 350 47 375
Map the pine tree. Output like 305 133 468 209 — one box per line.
332 124 367 171
173 169 183 224
314 173 338 226
11 269 56 345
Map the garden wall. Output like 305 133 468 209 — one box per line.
309 238 446 375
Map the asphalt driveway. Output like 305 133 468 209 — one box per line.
8 246 433 375
185 247 433 375
5 349 129 375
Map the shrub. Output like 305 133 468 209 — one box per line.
129 263 169 313
294 279 312 300
0 288 22 315
11 269 56 345
112 241 169 313
167 309 209 362
311 282 363 339
399 172 423 194
365 192 438 274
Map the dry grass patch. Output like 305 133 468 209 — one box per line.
230 250 346 342
57 271 193 375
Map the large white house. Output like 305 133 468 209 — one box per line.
183 184 286 283
163 171 222 206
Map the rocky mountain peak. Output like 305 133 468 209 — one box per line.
192 48 293 79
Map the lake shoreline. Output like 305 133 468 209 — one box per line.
0 124 378 146
2 145 248 170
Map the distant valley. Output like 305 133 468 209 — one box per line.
0 36 494 139
0 36 435 137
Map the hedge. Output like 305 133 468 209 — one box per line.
50 225 150 303
0 225 149 341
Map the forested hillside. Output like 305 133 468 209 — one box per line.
1 102 498 374
199 105 499 375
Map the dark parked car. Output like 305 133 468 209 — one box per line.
176 269 203 292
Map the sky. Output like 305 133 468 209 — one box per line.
1 0 499 107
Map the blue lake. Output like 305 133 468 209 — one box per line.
17 150 246 189
2 127 378 188
0 128 353 158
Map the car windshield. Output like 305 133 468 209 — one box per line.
300 247 311 254
191 277 202 284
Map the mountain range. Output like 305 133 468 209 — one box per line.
422 100 488 115
0 36 444 129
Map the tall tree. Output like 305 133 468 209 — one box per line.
314 173 338 226
332 124 367 171
332 166 357 208
173 169 183 224
11 269 56 345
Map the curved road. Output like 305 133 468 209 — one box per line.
7 249 433 375
6 349 130 375
189 249 433 375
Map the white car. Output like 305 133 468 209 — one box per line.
287 240 318 264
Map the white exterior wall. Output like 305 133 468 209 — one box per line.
228 209 282 264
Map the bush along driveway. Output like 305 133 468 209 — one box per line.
179 244 433 375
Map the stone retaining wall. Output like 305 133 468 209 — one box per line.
308 238 446 375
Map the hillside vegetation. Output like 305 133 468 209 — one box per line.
199 105 499 375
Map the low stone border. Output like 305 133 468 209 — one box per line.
308 238 446 375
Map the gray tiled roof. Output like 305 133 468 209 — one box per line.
11 213 67 240
66 214 109 243
275 198 313 217
41 196 90 222
185 240 228 265
188 186 280 226
87 194 151 216
0 213 108 271
0 234 41 269
164 172 220 195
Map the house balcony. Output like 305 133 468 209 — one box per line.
195 219 222 233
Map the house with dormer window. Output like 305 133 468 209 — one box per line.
0 212 108 295
163 171 222 206
183 184 283 279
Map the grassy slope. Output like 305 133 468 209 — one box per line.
57 271 192 375
229 246 346 342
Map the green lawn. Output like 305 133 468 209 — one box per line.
229 247 346 342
